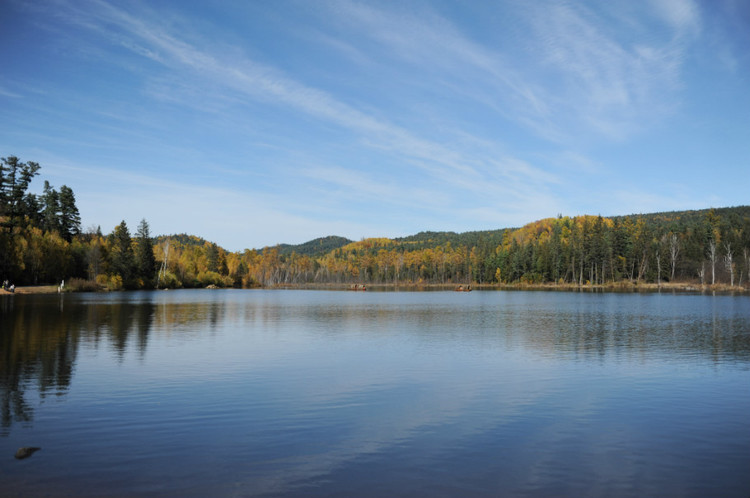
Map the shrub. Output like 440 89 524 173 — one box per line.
95 273 123 291
197 271 232 288
156 270 181 289
65 277 101 292
242 275 261 288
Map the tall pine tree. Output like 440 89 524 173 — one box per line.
58 185 81 241
109 221 135 286
41 180 60 234
0 155 40 228
135 219 156 288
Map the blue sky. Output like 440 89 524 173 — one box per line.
1 0 748 251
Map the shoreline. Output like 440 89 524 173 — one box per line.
274 281 748 294
1 285 60 295
2 281 747 295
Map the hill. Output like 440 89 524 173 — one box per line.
395 229 509 250
155 233 208 247
276 235 353 257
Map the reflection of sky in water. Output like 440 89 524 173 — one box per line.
2 290 749 497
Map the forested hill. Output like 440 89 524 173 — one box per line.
155 233 208 247
394 229 509 251
271 205 750 257
276 236 353 257
612 206 750 231
273 231 509 256
232 205 750 288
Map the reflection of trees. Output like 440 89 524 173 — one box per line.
1 296 156 432
0 294 229 433
3 291 749 435
1 295 83 433
80 301 157 359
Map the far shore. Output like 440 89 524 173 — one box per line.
2 281 747 295
275 281 748 294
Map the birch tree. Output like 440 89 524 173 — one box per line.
668 233 679 281
723 242 734 287
708 239 717 285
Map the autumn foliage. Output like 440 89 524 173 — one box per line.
3 156 750 290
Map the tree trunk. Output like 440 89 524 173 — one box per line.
708 240 717 285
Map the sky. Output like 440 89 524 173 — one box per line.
1 0 748 251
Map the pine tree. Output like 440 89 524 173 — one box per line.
135 219 157 288
41 180 60 233
58 185 81 241
0 155 40 228
109 221 135 286
206 242 220 273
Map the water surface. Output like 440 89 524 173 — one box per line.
1 289 749 497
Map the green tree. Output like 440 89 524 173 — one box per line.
135 219 157 288
0 156 40 229
41 181 60 234
58 185 81 241
206 242 220 273
109 221 135 286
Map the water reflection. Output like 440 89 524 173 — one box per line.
2 291 750 436
1 295 79 433
1 290 750 497
0 292 241 432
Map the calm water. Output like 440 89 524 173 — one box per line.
1 289 749 497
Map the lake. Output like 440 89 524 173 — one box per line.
1 289 749 497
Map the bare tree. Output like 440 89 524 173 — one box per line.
655 247 662 287
708 240 717 285
698 261 705 285
668 233 679 281
724 242 734 287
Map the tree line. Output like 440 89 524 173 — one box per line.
154 207 749 290
2 155 749 290
217 207 749 288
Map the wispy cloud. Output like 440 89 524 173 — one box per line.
320 0 552 128
46 158 379 248
50 0 567 224
0 86 23 99
318 0 699 143
650 0 701 34
61 1 474 170
10 0 738 248
518 0 698 140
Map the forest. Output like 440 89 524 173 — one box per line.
2 155 750 291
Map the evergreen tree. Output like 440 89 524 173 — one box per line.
233 260 248 287
135 219 157 288
41 180 60 233
0 155 40 228
22 192 42 227
1 156 40 279
206 242 220 273
58 185 81 241
109 221 135 286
